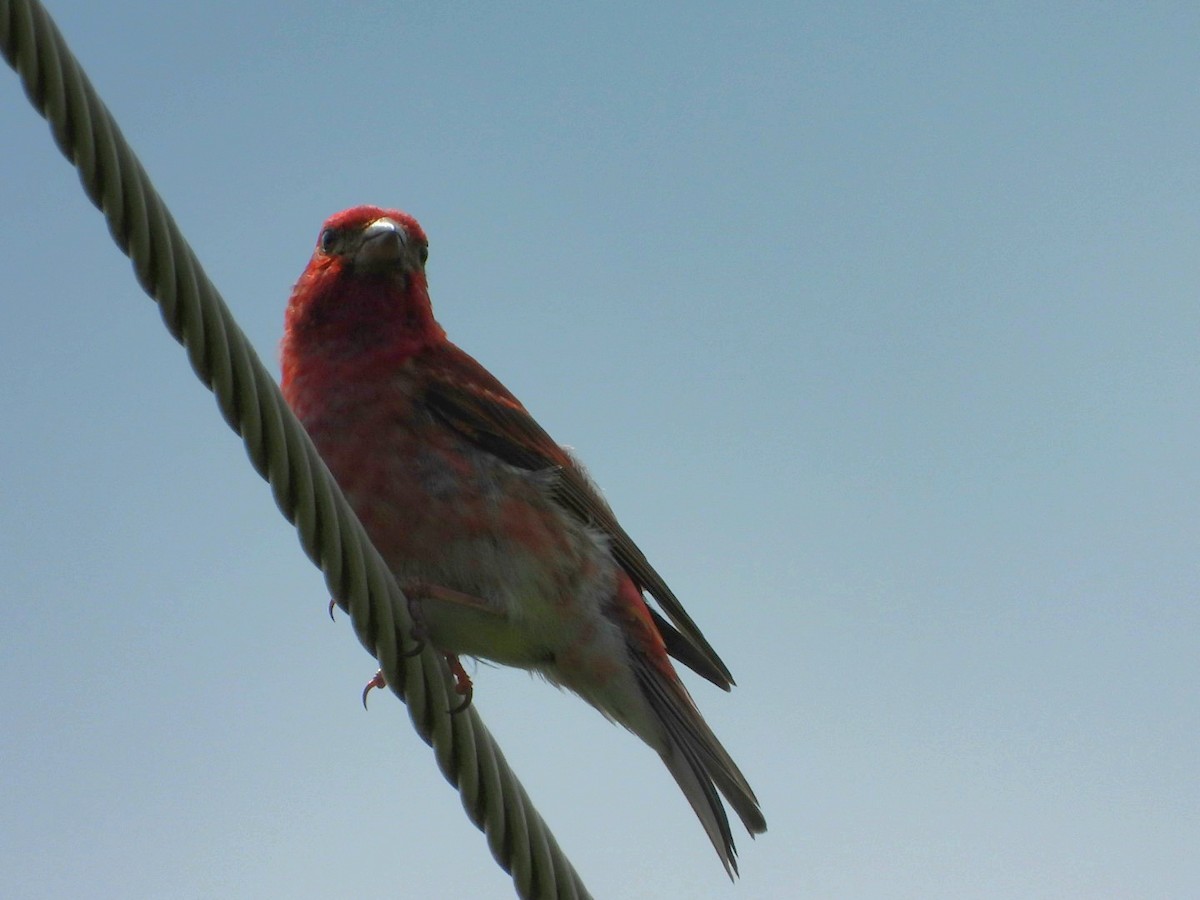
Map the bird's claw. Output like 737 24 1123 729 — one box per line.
356 583 481 713
444 654 473 714
361 657 470 714
397 584 433 657
361 669 386 709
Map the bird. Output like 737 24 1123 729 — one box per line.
280 205 766 875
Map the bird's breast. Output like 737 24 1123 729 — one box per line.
289 365 621 668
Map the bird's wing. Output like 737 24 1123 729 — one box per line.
419 342 735 689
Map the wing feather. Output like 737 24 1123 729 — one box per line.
420 343 734 689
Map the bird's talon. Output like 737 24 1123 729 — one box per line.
361 669 386 709
327 597 338 621
444 654 474 714
449 687 473 715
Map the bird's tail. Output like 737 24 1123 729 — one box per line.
634 655 767 878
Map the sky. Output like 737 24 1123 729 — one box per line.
1 2 1198 898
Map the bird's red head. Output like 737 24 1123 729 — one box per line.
282 206 445 388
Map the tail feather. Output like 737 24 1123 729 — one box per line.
634 659 767 877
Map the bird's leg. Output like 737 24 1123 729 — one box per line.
402 580 505 617
400 580 500 645
400 580 498 715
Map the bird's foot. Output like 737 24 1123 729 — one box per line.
444 654 473 714
356 581 495 713
359 658 471 714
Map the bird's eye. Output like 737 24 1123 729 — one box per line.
419 244 429 265
319 228 340 253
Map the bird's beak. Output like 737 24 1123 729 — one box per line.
355 217 405 270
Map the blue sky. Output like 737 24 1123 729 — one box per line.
2 3 1197 897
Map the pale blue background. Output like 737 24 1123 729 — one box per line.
2 3 1197 898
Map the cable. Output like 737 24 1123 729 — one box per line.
0 2 591 896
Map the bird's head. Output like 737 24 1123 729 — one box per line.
311 205 430 278
283 206 445 376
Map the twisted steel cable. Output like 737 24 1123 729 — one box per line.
0 2 591 897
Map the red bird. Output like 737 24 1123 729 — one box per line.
281 206 766 874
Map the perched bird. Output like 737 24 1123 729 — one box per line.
281 206 766 874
